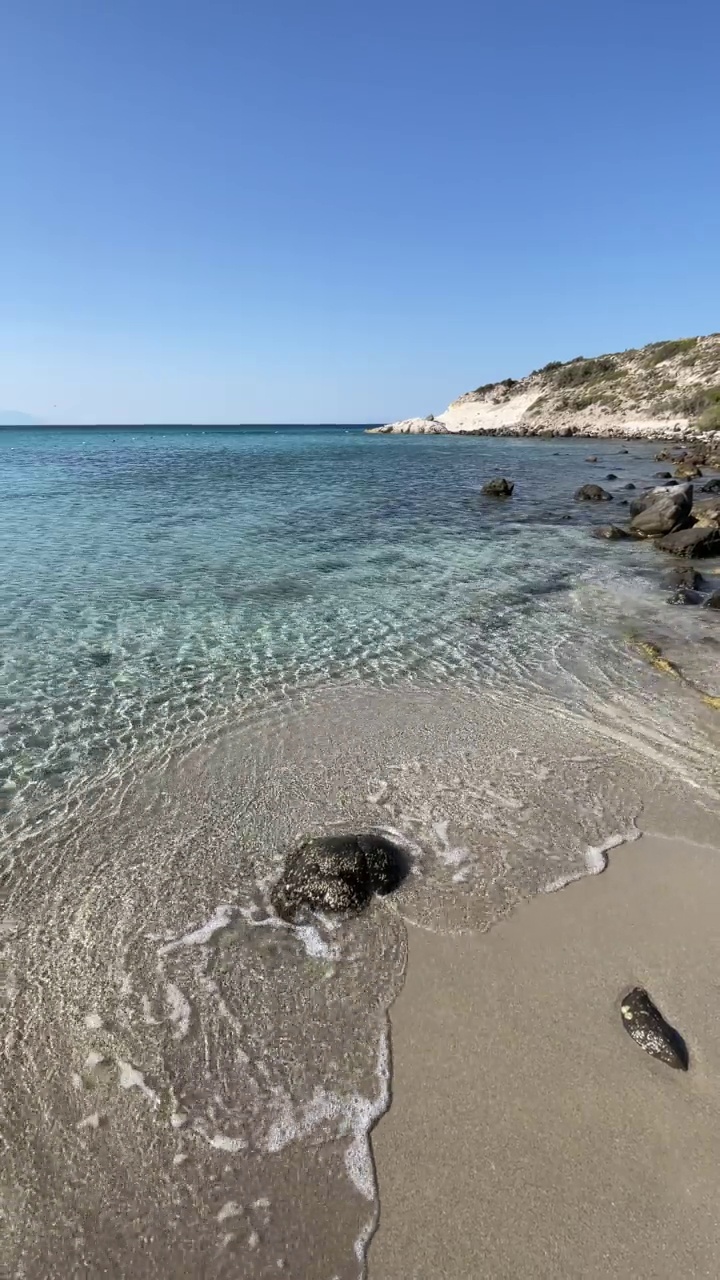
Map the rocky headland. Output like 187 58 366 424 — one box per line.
369 333 720 442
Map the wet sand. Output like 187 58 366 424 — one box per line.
371 830 720 1279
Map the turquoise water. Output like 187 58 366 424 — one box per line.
0 426 715 837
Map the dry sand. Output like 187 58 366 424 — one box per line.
371 831 720 1279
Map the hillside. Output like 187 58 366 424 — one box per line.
369 333 720 440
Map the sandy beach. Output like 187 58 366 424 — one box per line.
371 823 720 1279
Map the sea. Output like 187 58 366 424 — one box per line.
1 426 719 1277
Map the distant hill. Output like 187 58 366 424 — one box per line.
0 410 43 427
371 333 720 440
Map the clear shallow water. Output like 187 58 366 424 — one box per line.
2 428 720 1277
1 426 718 840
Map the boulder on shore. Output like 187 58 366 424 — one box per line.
657 526 720 558
629 483 693 537
481 477 514 497
575 484 612 502
701 478 720 493
271 833 410 920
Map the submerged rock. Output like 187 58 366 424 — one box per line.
605 472 618 480
623 483 637 490
271 833 410 921
654 471 673 479
481 477 514 497
592 525 630 540
620 988 689 1070
629 483 692 537
575 484 612 502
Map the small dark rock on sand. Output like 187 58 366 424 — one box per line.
621 988 689 1070
482 477 514 497
271 833 410 921
575 484 612 502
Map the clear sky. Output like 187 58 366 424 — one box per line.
1 0 719 425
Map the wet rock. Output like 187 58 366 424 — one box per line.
692 499 720 529
592 525 630 540
620 988 688 1070
585 456 598 463
481 477 514 497
654 471 673 479
629 483 693 537
705 591 720 610
664 565 704 591
271 833 410 921
575 484 612 502
670 587 704 606
701 477 720 493
657 526 720 557
623 483 637 490
675 463 703 479
605 473 618 481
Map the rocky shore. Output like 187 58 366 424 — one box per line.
369 333 720 443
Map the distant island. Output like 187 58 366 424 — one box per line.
369 333 720 441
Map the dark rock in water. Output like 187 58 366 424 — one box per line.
592 524 630 540
88 650 113 667
620 988 688 1070
629 483 692 537
658 526 720 557
271 833 410 921
701 477 720 493
705 591 720 610
665 565 704 591
670 587 704 606
482 477 514 497
623 483 636 490
654 471 673 479
605 472 618 480
575 484 612 502
619 448 629 453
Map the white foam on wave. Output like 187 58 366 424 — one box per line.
542 828 639 893
158 906 234 955
117 1060 159 1105
165 982 192 1040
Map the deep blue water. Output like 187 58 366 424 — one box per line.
0 426 693 832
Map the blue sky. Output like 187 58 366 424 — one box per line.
1 0 718 424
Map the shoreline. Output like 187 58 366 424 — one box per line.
370 821 720 1279
368 420 719 443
